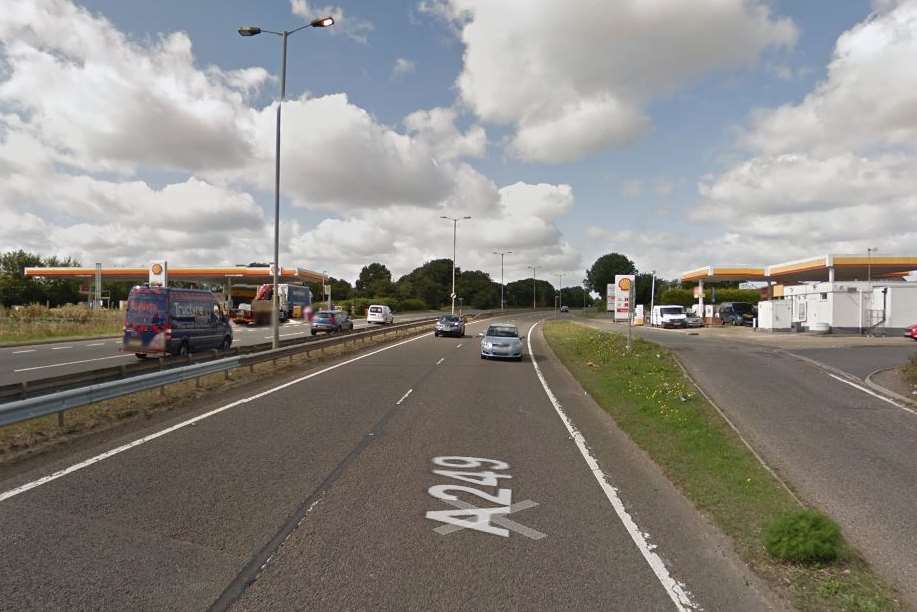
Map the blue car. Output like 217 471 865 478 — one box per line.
122 286 232 358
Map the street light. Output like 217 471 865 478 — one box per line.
238 16 334 349
557 273 563 315
493 250 512 311
441 215 471 314
528 265 537 310
867 247 878 283
649 269 656 320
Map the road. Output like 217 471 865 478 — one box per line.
0 310 449 387
583 318 917 607
0 313 777 611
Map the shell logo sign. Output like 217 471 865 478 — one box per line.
149 260 168 287
613 274 635 321
618 277 632 291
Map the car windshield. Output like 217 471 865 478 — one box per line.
315 312 335 319
441 315 460 322
731 303 753 314
487 327 518 338
661 307 684 315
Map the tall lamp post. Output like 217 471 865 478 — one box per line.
867 247 878 283
557 273 563 315
238 16 334 349
528 265 537 310
493 250 512 311
649 269 656 320
441 215 471 314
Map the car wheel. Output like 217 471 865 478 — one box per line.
135 353 148 359
221 337 232 352
480 354 486 359
434 331 439 337
311 330 317 336
177 342 189 357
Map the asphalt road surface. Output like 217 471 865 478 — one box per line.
0 310 448 387
0 313 777 611
584 318 917 607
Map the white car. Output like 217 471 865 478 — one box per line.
480 323 524 361
367 304 394 325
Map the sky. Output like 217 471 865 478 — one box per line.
1 0 914 285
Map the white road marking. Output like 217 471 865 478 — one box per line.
0 331 436 503
827 373 916 415
51 346 72 350
456 343 463 349
14 354 133 372
436 357 444 365
87 343 105 347
435 498 546 539
527 320 698 611
12 349 36 354
396 388 413 405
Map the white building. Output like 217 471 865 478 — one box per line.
780 281 917 334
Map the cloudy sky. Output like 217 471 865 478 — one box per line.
1 0 914 283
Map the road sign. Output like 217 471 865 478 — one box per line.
614 274 635 321
451 292 457 299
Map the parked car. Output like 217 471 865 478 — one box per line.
435 314 465 337
905 323 917 341
685 313 704 328
718 302 755 326
560 305 569 313
367 304 394 325
651 305 687 328
480 323 524 361
122 286 232 358
310 310 354 335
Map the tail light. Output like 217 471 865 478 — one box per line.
329 316 336 324
164 325 172 339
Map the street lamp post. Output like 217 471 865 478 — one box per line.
238 16 334 349
649 269 656 321
441 215 471 314
867 247 878 283
557 273 563 315
493 250 512 311
528 265 537 310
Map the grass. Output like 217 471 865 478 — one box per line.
543 320 901 612
0 304 122 344
766 510 843 563
903 354 917 387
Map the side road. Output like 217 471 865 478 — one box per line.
581 318 917 608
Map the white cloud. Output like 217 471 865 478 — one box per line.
290 0 374 44
392 58 416 78
424 0 796 163
695 2 917 265
403 106 486 160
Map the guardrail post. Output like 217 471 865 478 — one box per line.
57 411 64 428
19 380 28 400
224 369 230 381
160 385 166 397
249 363 255 374
196 377 202 388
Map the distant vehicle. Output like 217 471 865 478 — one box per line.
435 314 465 337
367 304 394 325
685 313 704 328
718 302 755 326
480 323 524 361
310 310 354 335
651 305 687 328
905 323 917 341
122 286 232 358
560 305 569 313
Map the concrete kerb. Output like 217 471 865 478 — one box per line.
865 367 917 408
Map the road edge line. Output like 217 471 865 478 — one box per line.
527 320 698 612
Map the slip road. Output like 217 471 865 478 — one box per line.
0 314 775 611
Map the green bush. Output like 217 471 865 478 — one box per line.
335 296 429 316
765 510 843 563
398 298 427 311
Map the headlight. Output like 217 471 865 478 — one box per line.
483 341 493 349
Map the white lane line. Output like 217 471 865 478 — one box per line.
456 343 463 349
396 388 413 405
827 373 916 415
0 331 436 503
51 346 72 350
527 321 697 611
14 354 134 373
12 349 36 354
87 343 105 347
436 357 444 365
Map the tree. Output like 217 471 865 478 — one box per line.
560 286 593 308
586 253 636 301
356 262 395 297
505 278 555 308
457 270 499 309
396 259 455 308
634 273 655 307
0 251 82 307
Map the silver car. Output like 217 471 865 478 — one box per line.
435 314 465 337
480 324 524 361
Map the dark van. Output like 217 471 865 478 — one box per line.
122 286 232 358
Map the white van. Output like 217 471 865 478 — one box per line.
651 305 687 328
367 304 394 325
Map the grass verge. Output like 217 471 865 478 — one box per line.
0 304 122 344
0 324 432 466
903 354 917 387
543 320 902 612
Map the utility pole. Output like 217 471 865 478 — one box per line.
557 273 563 314
441 215 471 314
867 247 877 283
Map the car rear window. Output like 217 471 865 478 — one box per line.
316 312 334 319
369 306 382 313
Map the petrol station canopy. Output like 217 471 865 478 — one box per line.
24 266 326 285
680 255 917 285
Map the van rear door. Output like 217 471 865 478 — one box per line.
124 288 169 353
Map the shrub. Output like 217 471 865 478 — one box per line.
903 354 917 387
765 510 843 563
398 298 427 311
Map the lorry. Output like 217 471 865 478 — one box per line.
232 283 312 326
